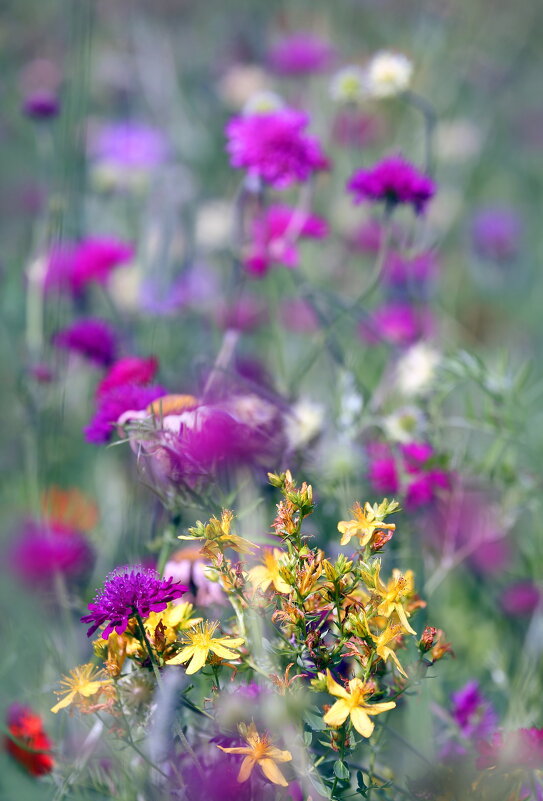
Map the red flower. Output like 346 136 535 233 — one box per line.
5 705 54 776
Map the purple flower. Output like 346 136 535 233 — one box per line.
451 681 497 741
359 302 433 346
89 121 169 170
471 206 522 261
383 251 438 286
53 318 118 366
244 203 328 277
225 108 329 189
9 520 93 584
332 109 383 149
85 383 167 444
267 32 335 76
44 237 134 296
22 91 60 120
81 565 187 638
347 155 436 214
501 582 541 616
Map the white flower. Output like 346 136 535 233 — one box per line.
286 399 324 450
366 51 413 98
330 65 367 103
435 118 483 163
242 90 285 116
382 406 426 443
395 343 440 396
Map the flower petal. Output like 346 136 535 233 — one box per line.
323 699 350 728
365 701 396 715
259 758 288 786
350 707 374 737
185 646 209 674
237 756 255 783
50 692 75 714
326 670 349 699
165 645 195 666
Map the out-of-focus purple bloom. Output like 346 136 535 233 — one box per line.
225 108 329 188
182 758 252 801
367 446 400 495
477 727 543 770
451 681 497 741
347 218 403 254
29 363 55 383
268 32 335 76
280 298 320 333
501 582 540 616
44 237 134 296
331 110 383 149
383 251 439 286
359 302 433 346
367 441 449 510
165 550 225 607
85 383 167 444
89 121 169 170
471 206 522 261
140 265 218 316
96 356 158 398
81 565 186 639
215 296 268 331
22 91 60 120
244 204 328 276
53 318 118 366
347 155 436 214
9 520 93 584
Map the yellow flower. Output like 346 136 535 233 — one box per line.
51 663 111 714
145 602 203 643
337 502 396 547
371 622 408 678
165 621 244 674
374 567 417 635
217 722 292 786
323 671 395 737
179 509 257 557
248 548 291 594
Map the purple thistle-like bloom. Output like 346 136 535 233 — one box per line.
85 383 167 444
451 680 497 741
225 108 329 189
45 237 134 296
81 565 187 638
89 121 169 170
347 155 436 214
53 318 118 366
22 91 60 120
10 520 93 584
268 32 335 76
471 206 522 261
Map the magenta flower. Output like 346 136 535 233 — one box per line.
9 520 93 584
44 237 134 296
244 204 328 276
347 155 436 214
81 565 186 638
96 356 158 398
214 296 268 331
451 681 497 741
267 32 335 76
85 383 167 444
225 108 329 188
22 91 60 120
359 302 433 346
501 582 540 616
367 441 450 510
53 318 118 366
477 728 543 770
383 251 438 286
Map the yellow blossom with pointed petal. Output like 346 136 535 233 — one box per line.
337 502 396 547
51 663 112 713
179 509 257 556
374 566 417 635
371 622 408 677
145 602 203 644
323 670 396 737
248 548 291 594
217 722 292 786
165 621 244 674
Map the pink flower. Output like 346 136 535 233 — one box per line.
368 456 400 494
214 296 268 332
383 251 438 286
267 32 335 76
97 356 158 398
367 441 450 509
331 110 382 149
9 520 94 584
501 582 540 616
244 204 328 276
347 155 436 214
477 728 543 770
53 318 118 366
471 206 522 262
359 303 433 346
44 237 134 295
85 383 167 444
225 108 329 188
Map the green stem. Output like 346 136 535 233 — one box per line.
134 611 162 686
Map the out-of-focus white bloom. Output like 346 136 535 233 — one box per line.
395 343 440 396
286 399 324 450
195 200 233 250
435 118 483 163
338 371 363 431
330 65 367 103
243 90 285 115
382 406 426 443
426 186 463 231
366 51 413 98
217 65 270 109
108 264 143 312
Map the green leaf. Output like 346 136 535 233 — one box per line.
333 760 350 781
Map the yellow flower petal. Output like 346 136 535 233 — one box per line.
323 699 350 728
326 670 350 699
51 692 75 714
259 758 288 786
266 747 293 763
237 755 256 783
350 707 375 737
209 643 240 660
365 701 396 715
217 745 252 756
185 646 209 674
166 645 195 666
79 681 108 697
248 566 272 591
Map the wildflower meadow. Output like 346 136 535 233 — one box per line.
2 1 543 799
